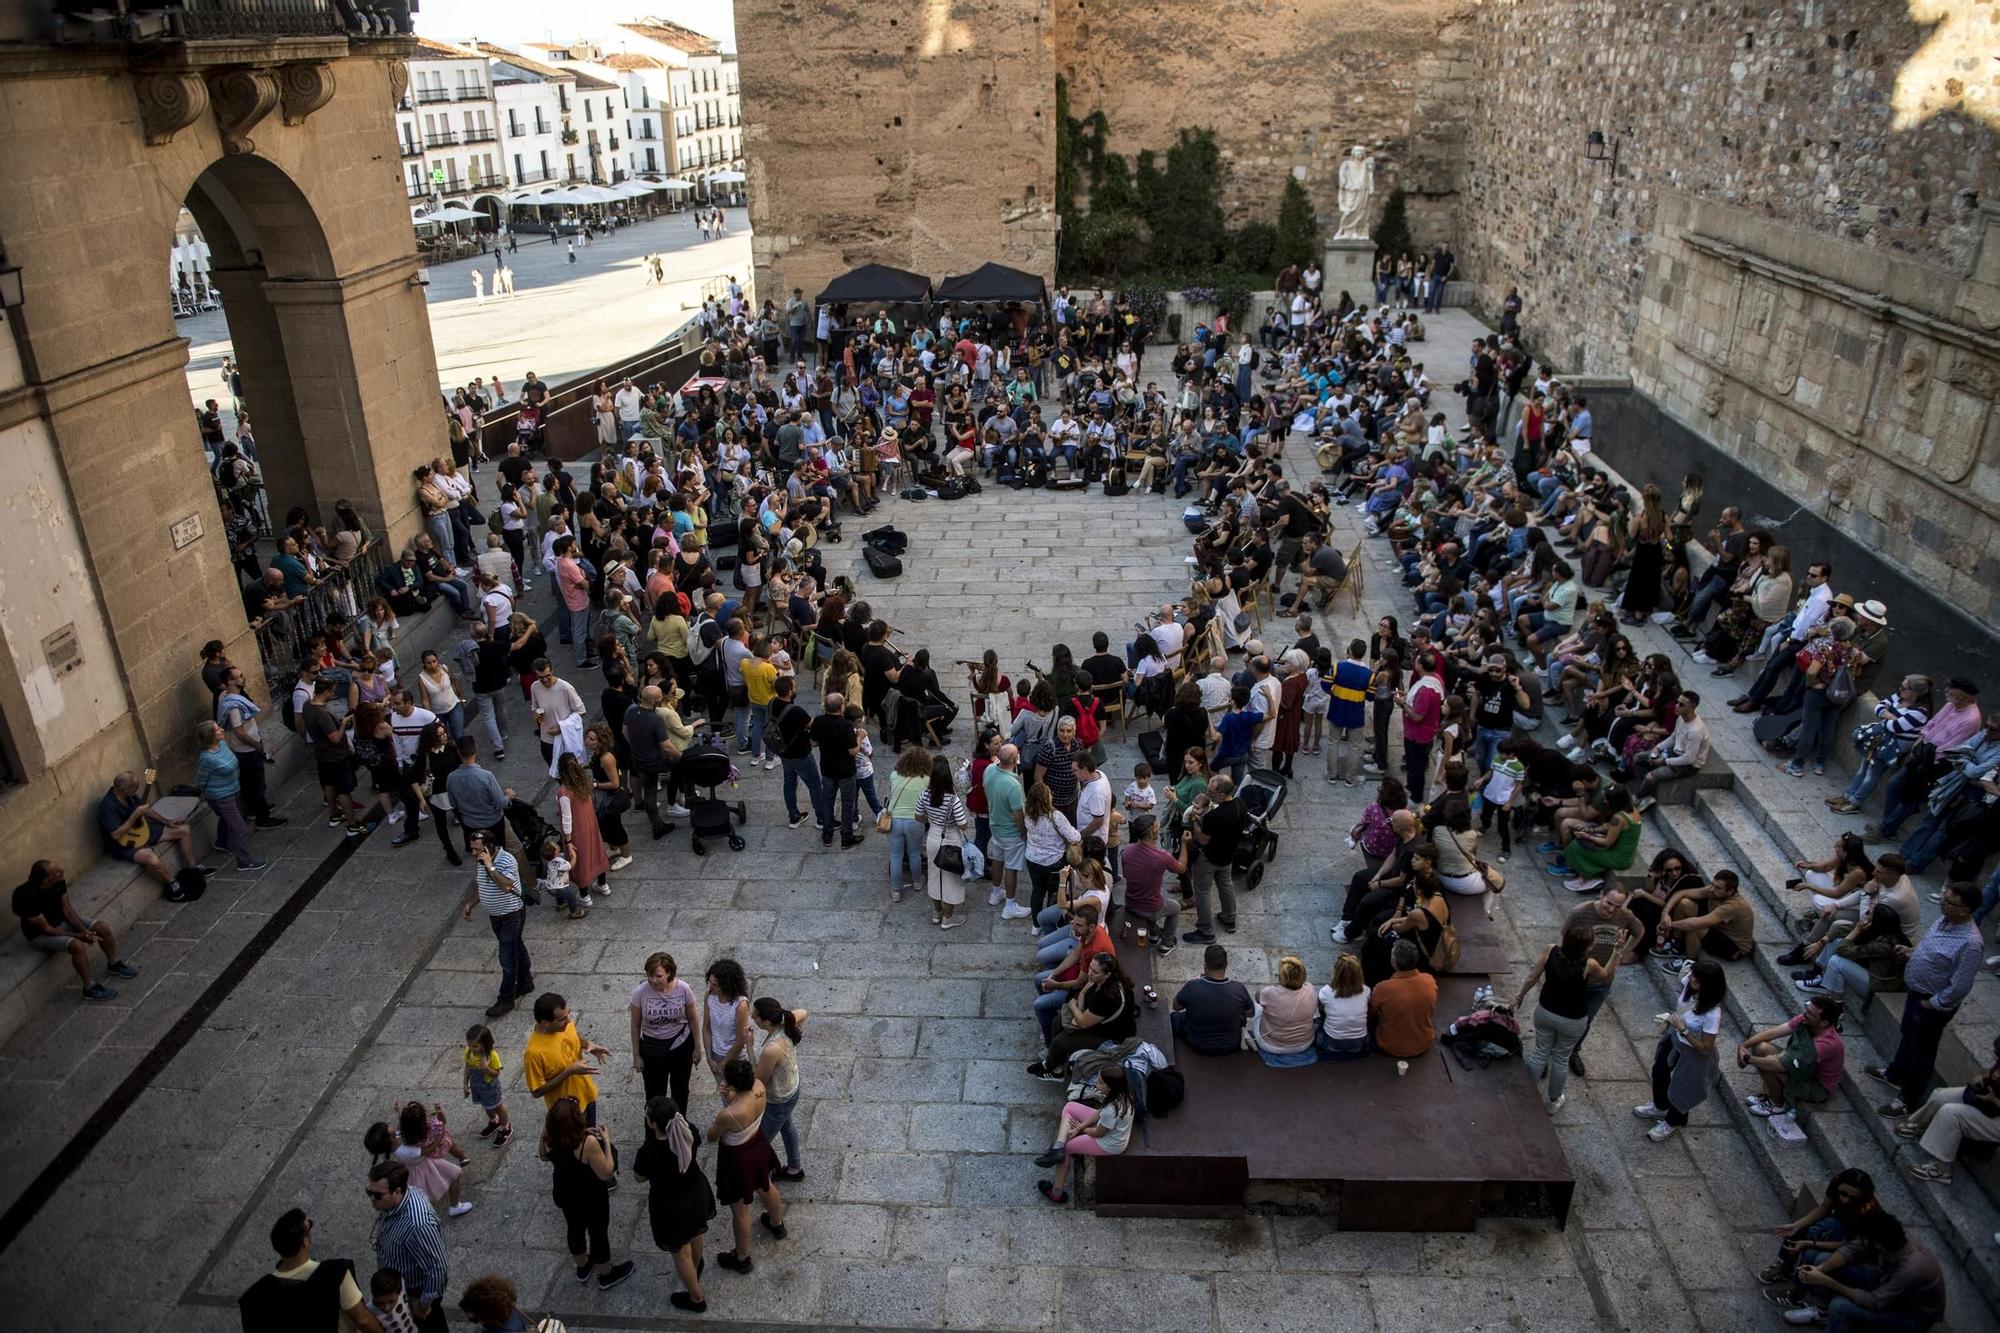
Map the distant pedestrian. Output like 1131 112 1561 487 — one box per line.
567 240 576 265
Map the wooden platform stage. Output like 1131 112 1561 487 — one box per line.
1096 902 1575 1231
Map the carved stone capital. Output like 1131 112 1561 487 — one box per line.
207 68 280 156
278 61 336 127
133 71 209 147
387 59 409 111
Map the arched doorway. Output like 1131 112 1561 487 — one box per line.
471 194 504 232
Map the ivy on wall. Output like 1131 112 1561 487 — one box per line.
1055 77 1308 324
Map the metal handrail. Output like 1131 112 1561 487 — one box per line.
251 539 390 687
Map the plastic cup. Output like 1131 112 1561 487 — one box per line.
1396 1060 1409 1077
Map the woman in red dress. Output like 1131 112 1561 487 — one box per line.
557 754 611 894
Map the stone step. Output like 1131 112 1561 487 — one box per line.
1659 794 2000 1321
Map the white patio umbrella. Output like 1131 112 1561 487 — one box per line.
417 205 487 223
523 188 593 206
569 184 627 203
610 179 660 197
709 169 746 184
656 177 696 190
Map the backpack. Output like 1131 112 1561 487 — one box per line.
163 865 209 904
1070 696 1101 748
1445 1001 1522 1069
280 683 302 732
1825 661 1857 707
1144 1066 1186 1118
687 613 717 666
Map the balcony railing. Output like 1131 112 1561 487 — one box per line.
415 88 454 105
423 130 459 147
461 127 498 145
399 139 421 158
407 181 438 200
456 86 491 101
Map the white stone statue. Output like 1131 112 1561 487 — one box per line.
1334 146 1376 240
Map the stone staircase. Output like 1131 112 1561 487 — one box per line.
1644 784 2000 1324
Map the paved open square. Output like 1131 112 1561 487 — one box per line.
11 313 1973 1333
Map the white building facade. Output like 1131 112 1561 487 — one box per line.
396 38 507 218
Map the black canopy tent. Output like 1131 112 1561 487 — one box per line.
934 262 1048 308
815 263 932 305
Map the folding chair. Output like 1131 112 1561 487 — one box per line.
1093 679 1128 742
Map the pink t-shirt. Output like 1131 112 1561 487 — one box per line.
1787 1014 1845 1096
556 555 591 612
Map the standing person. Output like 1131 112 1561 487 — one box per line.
1327 639 1372 786
1563 883 1647 1077
1397 651 1445 804
623 684 681 841
217 666 286 830
193 721 268 870
812 691 866 850
1868 881 1984 1119
1636 958 1726 1142
303 676 368 836
537 1097 634 1290
523 991 610 1124
1182 774 1243 945
553 538 596 670
583 725 632 872
529 658 586 767
704 959 754 1093
630 952 703 1112
461 1022 510 1148
984 743 1034 920
1021 780 1082 916
752 998 809 1181
459 831 531 1020
770 676 832 836
443 737 511 855
710 1058 788 1272
238 1207 385 1333
633 1095 716 1313
366 1162 450 1333
883 746 933 900
555 754 611 899
916 753 973 928
1514 921 1626 1112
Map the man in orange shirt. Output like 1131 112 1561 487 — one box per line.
1369 940 1439 1058
1034 903 1111 1044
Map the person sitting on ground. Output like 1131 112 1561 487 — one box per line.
1736 994 1845 1128
98 768 199 889
11 860 140 1002
1171 943 1254 1055
1628 689 1710 812
1760 1167 1882 1289
1657 868 1757 963
1894 1034 2000 1184
1251 955 1321 1067
1369 939 1439 1059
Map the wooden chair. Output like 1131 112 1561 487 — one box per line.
1239 582 1266 631
1092 679 1129 741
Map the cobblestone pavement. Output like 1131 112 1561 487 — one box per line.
8 309 1989 1330
181 208 753 414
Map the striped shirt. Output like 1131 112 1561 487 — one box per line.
371 1190 448 1309
473 849 525 917
1871 697 1929 742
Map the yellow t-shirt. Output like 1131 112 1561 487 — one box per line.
465 1047 502 1076
523 1022 598 1110
741 658 779 707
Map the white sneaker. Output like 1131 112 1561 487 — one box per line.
665 803 690 817
1001 901 1031 920
579 894 594 908
1632 1102 1664 1119
1547 1094 1566 1114
609 855 633 871
1691 650 1714 665
418 809 430 822
1986 954 2000 969
940 915 965 930
988 885 1006 906
762 756 779 770
387 809 405 825
448 1201 474 1217
1330 922 1350 944
1649 611 1677 624
1646 1120 1678 1142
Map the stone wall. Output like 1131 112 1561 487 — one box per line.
1055 0 1476 247
736 0 1058 301
1458 0 2000 633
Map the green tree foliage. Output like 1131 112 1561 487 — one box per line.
1371 186 1413 261
1274 175 1320 270
1070 210 1148 281
1228 222 1278 275
1146 129 1228 273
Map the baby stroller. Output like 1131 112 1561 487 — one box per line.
680 733 747 855
504 798 553 881
1233 767 1288 890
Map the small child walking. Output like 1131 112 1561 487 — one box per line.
539 835 588 919
462 1022 511 1147
1300 647 1332 755
849 702 883 814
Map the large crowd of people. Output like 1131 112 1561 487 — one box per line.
27 258 1995 1329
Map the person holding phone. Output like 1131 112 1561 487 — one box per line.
459 831 533 1019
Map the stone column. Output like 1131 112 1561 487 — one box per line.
206 264 319 527
259 257 446 548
